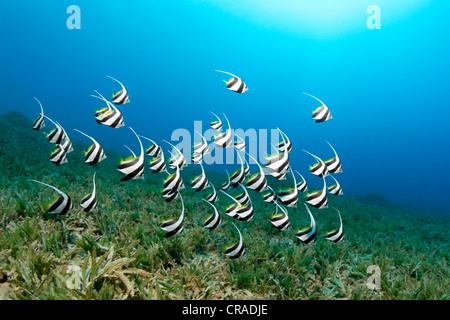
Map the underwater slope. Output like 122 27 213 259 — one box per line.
0 111 448 300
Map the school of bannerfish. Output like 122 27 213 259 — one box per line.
30 71 344 260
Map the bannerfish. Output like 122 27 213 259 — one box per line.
245 151 267 192
80 172 98 212
230 151 246 187
234 133 246 152
225 222 246 259
236 200 254 222
305 177 328 209
295 170 308 192
91 90 125 129
57 122 74 153
73 129 107 166
210 111 223 131
326 208 344 243
117 127 145 181
212 113 233 148
138 135 162 158
29 179 73 215
215 70 248 94
162 166 184 203
149 153 167 174
206 183 219 203
265 148 290 180
202 199 222 231
303 92 332 123
191 151 202 164
276 128 293 154
263 186 277 204
221 190 240 219
44 116 67 145
324 140 343 174
296 204 317 244
49 144 68 166
303 149 329 178
193 130 210 156
165 140 187 171
106 75 130 105
235 184 250 205
191 163 209 192
221 169 231 191
270 202 291 232
276 169 299 208
32 97 45 131
243 158 250 176
327 175 343 196
160 192 185 238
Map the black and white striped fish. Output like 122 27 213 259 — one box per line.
276 128 293 153
222 186 255 221
57 123 74 154
91 91 125 129
193 130 210 156
263 186 278 204
212 113 233 148
160 192 185 238
265 149 290 180
221 190 240 219
80 172 98 212
206 183 219 203
30 179 73 215
216 70 248 94
244 158 250 176
165 140 187 171
162 166 184 203
74 129 107 166
270 202 291 232
235 184 250 205
327 175 343 196
236 201 254 222
117 127 145 181
245 152 267 192
305 177 328 209
276 170 299 208
202 199 222 231
230 151 246 187
221 169 231 191
44 116 67 145
49 144 68 166
60 136 74 154
295 170 308 192
270 169 287 180
324 141 343 174
303 92 333 123
191 151 203 164
210 111 223 131
234 134 246 152
296 204 317 244
303 149 329 178
225 222 246 259
107 75 130 105
149 153 167 173
191 163 209 192
32 97 45 131
138 135 162 158
326 208 344 243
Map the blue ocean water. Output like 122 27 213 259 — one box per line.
0 1 449 211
